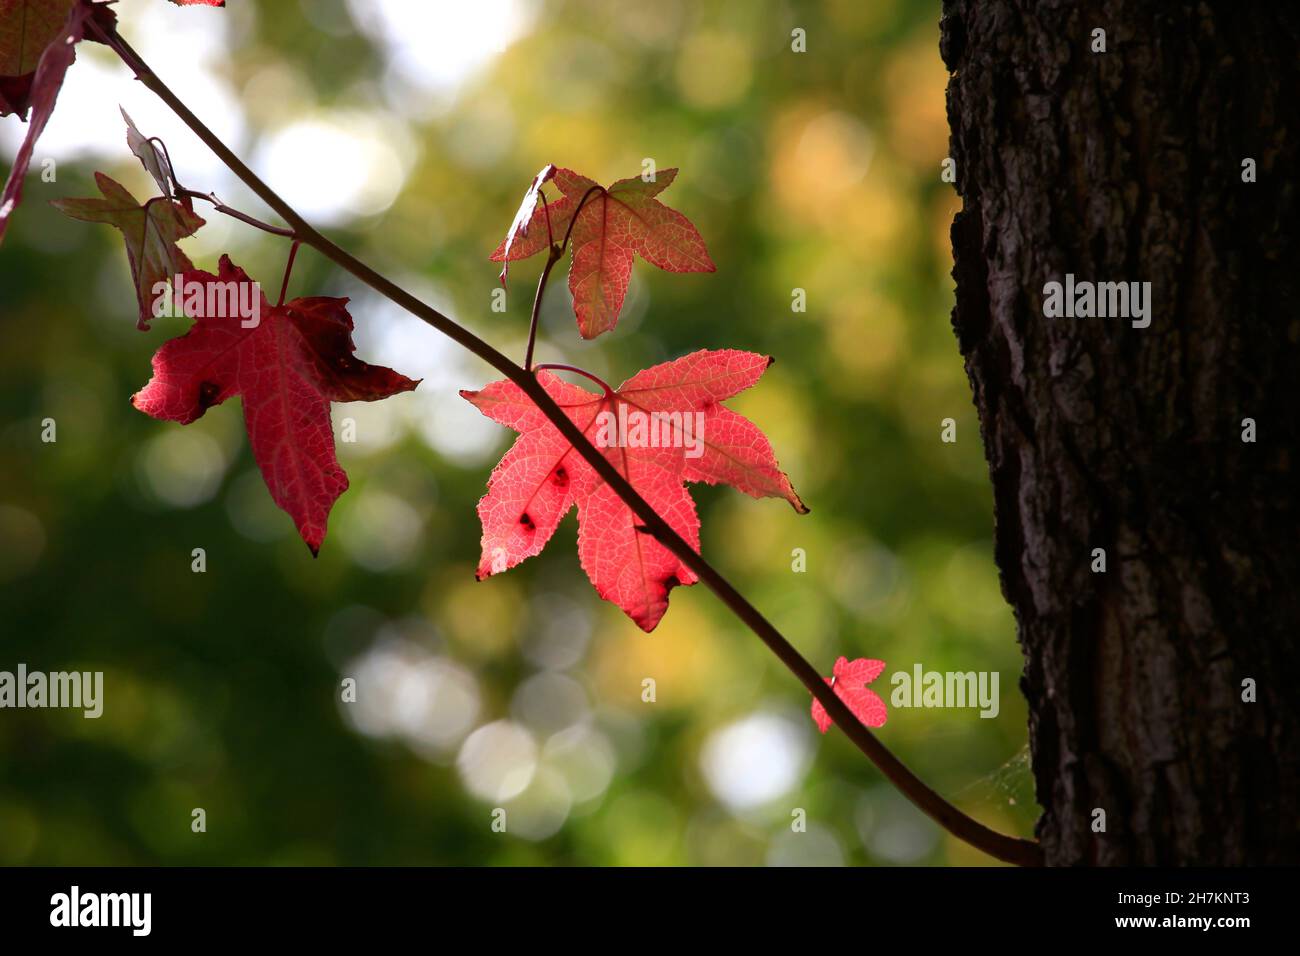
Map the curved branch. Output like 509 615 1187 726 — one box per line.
93 19 1042 867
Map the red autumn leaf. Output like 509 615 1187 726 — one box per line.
51 171 205 329
490 166 716 339
0 0 115 245
462 349 805 631
811 657 889 733
132 255 420 553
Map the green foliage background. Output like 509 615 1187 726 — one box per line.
0 0 1036 865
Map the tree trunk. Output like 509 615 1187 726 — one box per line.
941 0 1300 865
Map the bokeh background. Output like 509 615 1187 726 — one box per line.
0 0 1035 865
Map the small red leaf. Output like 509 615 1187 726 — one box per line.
490 166 715 339
811 657 889 733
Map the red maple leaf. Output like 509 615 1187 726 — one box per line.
0 0 115 244
132 255 420 553
490 166 715 339
462 349 806 631
811 657 889 733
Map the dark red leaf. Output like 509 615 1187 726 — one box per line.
132 255 420 553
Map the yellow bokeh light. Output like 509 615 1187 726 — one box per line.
427 567 522 660
885 31 952 169
675 32 754 110
591 598 725 711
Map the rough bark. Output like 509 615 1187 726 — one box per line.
942 0 1300 864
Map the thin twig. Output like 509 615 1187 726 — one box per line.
92 18 1042 867
176 188 297 239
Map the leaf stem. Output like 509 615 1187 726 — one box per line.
522 184 605 371
540 192 554 249
524 243 561 371
277 239 301 307
144 135 179 200
176 188 297 239
532 362 616 397
94 19 1042 867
